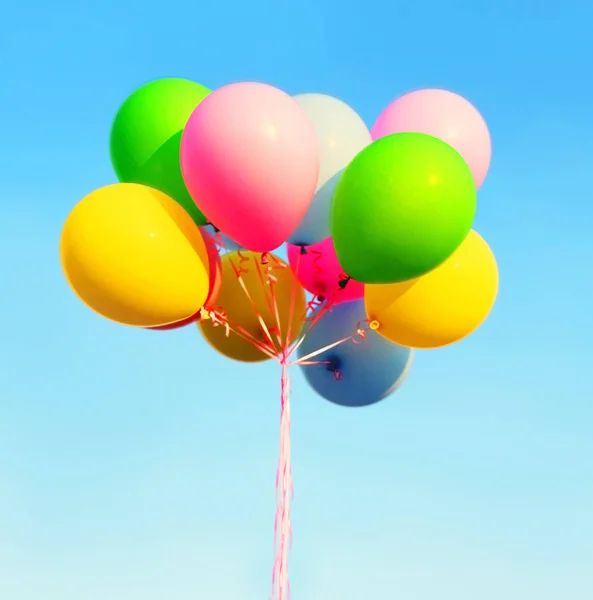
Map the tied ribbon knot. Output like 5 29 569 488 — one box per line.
337 275 351 290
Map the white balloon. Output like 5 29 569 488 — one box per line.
289 94 371 246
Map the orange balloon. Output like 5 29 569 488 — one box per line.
199 251 307 362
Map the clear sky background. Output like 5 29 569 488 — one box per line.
1 1 592 599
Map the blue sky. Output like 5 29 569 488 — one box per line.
1 1 592 599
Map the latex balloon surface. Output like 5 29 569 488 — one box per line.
372 88 491 189
288 170 342 247
199 251 306 362
289 93 371 246
110 78 211 225
60 183 211 327
297 301 413 407
365 230 498 349
287 237 363 303
181 82 319 252
150 229 222 330
331 132 476 284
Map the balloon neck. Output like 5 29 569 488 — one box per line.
369 320 380 331
338 275 351 290
326 356 343 380
261 252 270 265
299 245 308 255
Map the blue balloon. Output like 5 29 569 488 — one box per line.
218 232 241 252
297 300 413 407
287 171 342 246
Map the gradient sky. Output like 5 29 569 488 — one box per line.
1 1 592 599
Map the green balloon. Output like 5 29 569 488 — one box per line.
110 78 211 226
331 132 477 284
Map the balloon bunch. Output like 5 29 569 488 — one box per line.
60 77 498 600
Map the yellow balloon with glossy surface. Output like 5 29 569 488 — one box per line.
365 230 498 349
60 183 210 327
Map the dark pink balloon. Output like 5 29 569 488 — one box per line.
287 237 364 303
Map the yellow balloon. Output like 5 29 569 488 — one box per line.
60 183 210 327
365 230 498 349
199 251 306 362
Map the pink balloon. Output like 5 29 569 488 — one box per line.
287 237 364 303
371 89 491 189
180 82 320 252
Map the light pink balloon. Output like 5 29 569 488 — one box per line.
371 89 491 189
287 237 364 303
180 82 320 252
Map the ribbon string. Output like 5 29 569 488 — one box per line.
198 239 369 600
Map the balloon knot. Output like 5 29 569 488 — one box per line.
299 245 308 256
326 357 343 380
338 275 351 290
261 252 270 265
369 320 380 331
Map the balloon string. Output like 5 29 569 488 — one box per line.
268 277 286 356
207 228 228 256
286 292 337 361
291 294 325 348
309 248 326 302
305 247 348 305
232 248 251 276
293 359 333 366
224 321 277 359
271 360 293 600
202 309 277 360
283 249 304 358
204 231 221 259
287 258 350 362
295 249 328 326
227 253 278 356
236 274 278 354
253 254 284 350
204 230 271 353
288 320 371 366
207 232 280 359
